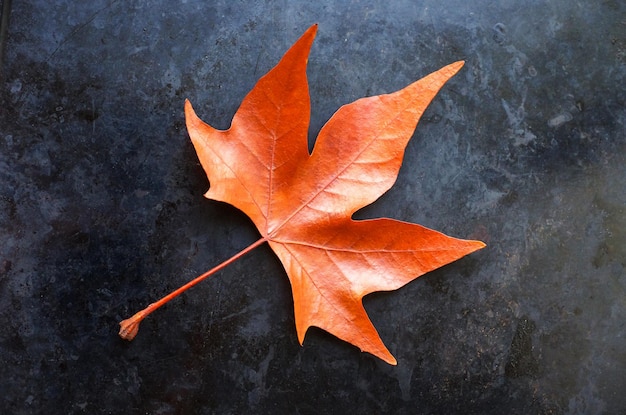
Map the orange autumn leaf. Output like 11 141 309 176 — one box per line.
120 24 485 365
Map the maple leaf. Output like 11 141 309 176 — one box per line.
120 24 485 365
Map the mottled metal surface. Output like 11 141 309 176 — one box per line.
1 1 624 414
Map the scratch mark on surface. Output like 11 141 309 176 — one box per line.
47 0 119 62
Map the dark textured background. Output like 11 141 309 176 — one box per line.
1 1 625 414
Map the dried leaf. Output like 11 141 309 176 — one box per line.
120 25 485 365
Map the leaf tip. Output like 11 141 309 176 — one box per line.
383 354 398 366
184 99 203 131
370 345 397 365
473 239 487 251
445 60 465 77
184 98 194 116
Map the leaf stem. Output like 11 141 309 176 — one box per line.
119 236 268 340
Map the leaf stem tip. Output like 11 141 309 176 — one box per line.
118 310 147 341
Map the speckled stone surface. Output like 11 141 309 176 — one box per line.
1 1 625 414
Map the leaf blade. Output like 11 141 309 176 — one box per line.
270 217 484 364
185 25 317 234
299 61 465 219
